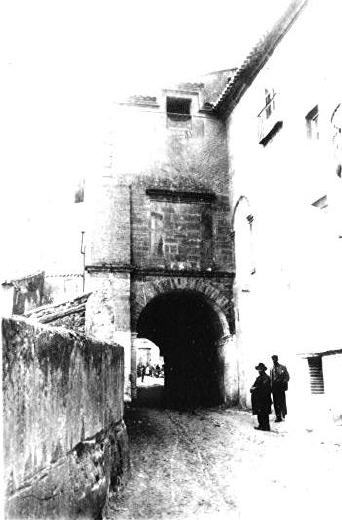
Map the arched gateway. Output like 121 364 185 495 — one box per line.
85 271 238 408
131 277 237 408
85 174 238 407
131 277 231 330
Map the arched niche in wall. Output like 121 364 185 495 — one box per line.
330 103 342 236
331 103 342 177
232 196 255 291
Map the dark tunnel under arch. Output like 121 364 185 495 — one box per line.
136 289 229 409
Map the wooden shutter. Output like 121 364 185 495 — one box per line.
307 356 324 394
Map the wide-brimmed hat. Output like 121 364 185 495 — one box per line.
255 362 267 371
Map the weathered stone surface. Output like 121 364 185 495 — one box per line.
88 182 131 266
1 272 46 316
87 73 234 273
2 316 128 519
85 273 131 343
6 420 129 520
85 272 132 401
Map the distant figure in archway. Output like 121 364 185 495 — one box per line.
250 363 272 431
270 355 290 422
136 289 230 409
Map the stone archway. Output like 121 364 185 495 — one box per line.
131 277 232 333
131 277 237 408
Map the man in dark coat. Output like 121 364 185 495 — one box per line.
250 362 272 431
270 355 290 422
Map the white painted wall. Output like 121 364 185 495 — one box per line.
227 1 342 417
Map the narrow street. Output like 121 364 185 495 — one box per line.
106 380 342 520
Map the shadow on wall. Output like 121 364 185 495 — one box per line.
2 316 129 520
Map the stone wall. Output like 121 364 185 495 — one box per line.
130 180 232 272
87 75 234 274
2 316 129 519
88 182 131 266
109 80 230 194
85 272 132 401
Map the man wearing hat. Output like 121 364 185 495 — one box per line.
250 362 272 431
270 355 290 422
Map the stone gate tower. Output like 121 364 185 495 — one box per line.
85 71 238 405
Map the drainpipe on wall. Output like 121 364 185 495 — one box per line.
80 231 86 292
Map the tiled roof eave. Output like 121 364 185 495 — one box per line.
214 50 270 117
213 0 308 117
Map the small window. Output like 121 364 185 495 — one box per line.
306 105 319 139
151 211 164 257
265 89 275 119
258 89 282 145
166 97 191 122
307 356 324 394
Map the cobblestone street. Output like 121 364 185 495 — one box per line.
107 383 342 520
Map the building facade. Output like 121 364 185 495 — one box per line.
215 0 342 424
84 72 239 406
57 0 341 422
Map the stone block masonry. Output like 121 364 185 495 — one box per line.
2 316 129 519
85 272 132 401
89 181 131 266
130 179 234 272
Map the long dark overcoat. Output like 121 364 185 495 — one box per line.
251 373 272 415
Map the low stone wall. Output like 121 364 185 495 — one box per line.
2 316 129 519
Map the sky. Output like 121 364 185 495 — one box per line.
1 0 297 278
5 0 292 91
3 0 292 179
